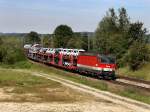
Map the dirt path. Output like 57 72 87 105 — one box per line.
0 102 141 112
0 69 150 112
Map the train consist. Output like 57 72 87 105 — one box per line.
24 44 116 79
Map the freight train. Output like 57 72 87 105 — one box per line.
24 44 116 80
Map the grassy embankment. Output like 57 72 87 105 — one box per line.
0 68 89 102
26 61 150 104
117 63 150 81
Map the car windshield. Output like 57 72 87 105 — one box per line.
99 55 115 64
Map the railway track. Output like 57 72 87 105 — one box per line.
29 59 150 91
109 79 150 92
116 76 150 90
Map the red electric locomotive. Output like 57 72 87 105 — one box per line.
77 52 116 79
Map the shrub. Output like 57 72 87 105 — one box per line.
0 37 26 65
127 41 149 70
2 48 25 64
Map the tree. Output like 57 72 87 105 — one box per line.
118 7 130 31
42 34 53 47
25 31 41 44
125 22 148 70
53 25 74 48
145 34 150 43
94 8 131 56
0 37 3 62
0 37 3 45
66 36 84 49
81 36 88 51
127 22 147 46
94 8 119 54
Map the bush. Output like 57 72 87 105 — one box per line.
0 37 26 65
2 48 25 64
127 41 149 70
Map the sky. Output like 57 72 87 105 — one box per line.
0 0 150 34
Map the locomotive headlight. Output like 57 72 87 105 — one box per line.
103 68 113 71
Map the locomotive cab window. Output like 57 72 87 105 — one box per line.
99 55 115 64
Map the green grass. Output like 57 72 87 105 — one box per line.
119 87 150 104
0 68 60 88
0 68 94 103
0 61 32 69
117 63 150 81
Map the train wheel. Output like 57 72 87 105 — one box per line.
111 75 116 80
97 75 103 80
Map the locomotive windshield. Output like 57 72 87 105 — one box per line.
99 55 115 64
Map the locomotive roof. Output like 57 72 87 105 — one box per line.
79 52 115 58
79 52 99 56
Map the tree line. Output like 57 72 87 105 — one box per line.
24 27 91 51
23 7 150 71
